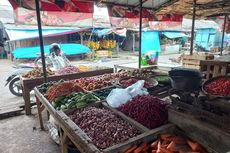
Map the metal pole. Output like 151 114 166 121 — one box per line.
139 0 143 69
133 32 135 52
220 15 227 56
190 0 196 55
35 0 47 83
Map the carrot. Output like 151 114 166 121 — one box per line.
133 143 147 153
123 145 138 153
160 147 173 153
151 140 159 149
166 141 176 151
173 136 186 144
156 141 161 153
187 140 199 151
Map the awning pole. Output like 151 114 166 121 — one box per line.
220 15 227 56
35 0 47 83
139 0 143 69
190 0 196 55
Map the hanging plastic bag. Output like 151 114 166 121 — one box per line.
107 80 149 108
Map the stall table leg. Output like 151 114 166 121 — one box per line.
36 96 45 130
23 87 31 115
59 127 69 153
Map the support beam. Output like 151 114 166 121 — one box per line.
139 0 143 69
220 15 227 55
35 0 47 83
190 0 196 55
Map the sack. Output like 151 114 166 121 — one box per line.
107 80 149 108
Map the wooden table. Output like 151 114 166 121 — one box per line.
21 68 113 115
34 87 226 153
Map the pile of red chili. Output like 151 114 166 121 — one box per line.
118 95 168 129
205 78 230 96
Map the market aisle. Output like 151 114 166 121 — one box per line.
0 112 60 153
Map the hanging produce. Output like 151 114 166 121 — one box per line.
122 133 207 153
118 95 168 129
100 40 116 49
87 41 100 50
69 106 140 149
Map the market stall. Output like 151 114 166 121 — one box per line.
33 69 230 153
20 66 113 115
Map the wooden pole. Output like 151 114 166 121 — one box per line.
220 15 227 56
190 0 196 55
139 0 143 68
35 0 47 83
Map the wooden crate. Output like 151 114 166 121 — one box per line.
200 60 230 79
182 54 214 70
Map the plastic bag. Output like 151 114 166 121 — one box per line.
106 88 131 108
107 80 149 108
126 80 149 98
47 116 60 144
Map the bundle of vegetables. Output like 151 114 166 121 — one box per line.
37 79 64 94
45 81 84 102
153 75 170 83
69 107 140 149
22 67 54 78
56 65 81 75
100 40 116 49
52 92 99 110
205 78 230 96
118 95 168 129
93 86 117 100
122 133 207 153
86 41 100 50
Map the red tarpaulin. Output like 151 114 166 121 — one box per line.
8 0 94 27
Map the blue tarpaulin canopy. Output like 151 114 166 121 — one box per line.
162 32 188 39
5 27 88 41
12 43 90 59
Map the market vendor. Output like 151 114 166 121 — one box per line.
49 43 71 70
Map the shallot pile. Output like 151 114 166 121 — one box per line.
118 95 168 129
56 65 80 75
69 107 140 149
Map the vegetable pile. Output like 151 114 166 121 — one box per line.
56 65 81 75
93 86 117 100
45 81 84 101
75 73 128 91
22 67 54 78
69 107 140 149
205 78 230 96
122 133 207 153
118 95 168 129
119 78 151 88
153 76 170 83
52 92 99 110
37 80 64 94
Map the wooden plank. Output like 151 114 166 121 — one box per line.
0 107 23 119
182 59 201 65
168 108 230 153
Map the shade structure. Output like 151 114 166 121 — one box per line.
162 32 188 39
5 27 89 41
12 43 91 59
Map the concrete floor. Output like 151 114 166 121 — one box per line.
0 59 60 153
